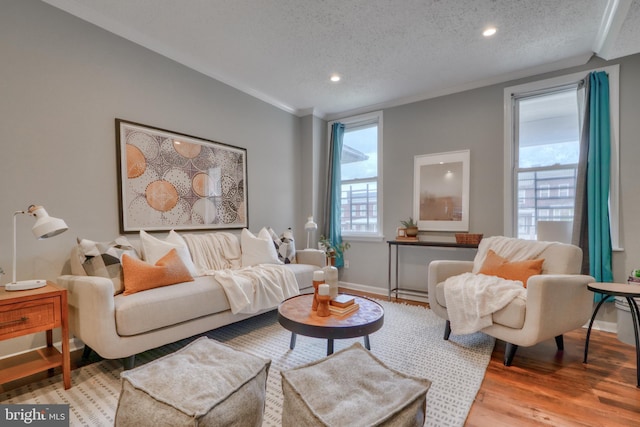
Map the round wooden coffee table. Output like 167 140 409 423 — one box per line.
277 294 384 355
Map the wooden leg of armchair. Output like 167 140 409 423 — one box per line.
504 343 518 366
444 320 451 340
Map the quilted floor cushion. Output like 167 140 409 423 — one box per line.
115 336 270 426
281 342 431 426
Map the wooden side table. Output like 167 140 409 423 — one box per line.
583 282 640 388
0 281 71 389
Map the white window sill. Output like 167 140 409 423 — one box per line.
341 233 385 243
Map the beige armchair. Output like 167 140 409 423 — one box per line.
428 236 594 366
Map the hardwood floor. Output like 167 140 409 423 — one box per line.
2 289 639 426
352 289 640 426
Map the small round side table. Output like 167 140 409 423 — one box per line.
583 282 640 388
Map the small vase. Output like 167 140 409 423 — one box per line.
322 265 339 299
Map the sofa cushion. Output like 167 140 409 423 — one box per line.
114 276 231 336
435 281 526 329
478 249 544 287
241 228 283 266
76 236 140 295
140 230 198 277
122 249 194 296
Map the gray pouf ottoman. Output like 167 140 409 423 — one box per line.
281 342 431 427
115 337 271 427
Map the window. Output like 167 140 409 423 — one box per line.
504 65 620 248
331 111 383 240
514 88 579 240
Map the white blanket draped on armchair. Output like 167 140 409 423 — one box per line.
444 273 526 335
183 232 299 314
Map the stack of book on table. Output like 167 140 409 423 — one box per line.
329 294 359 316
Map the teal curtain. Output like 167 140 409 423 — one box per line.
587 71 613 301
325 122 345 267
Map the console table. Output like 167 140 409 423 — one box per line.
387 240 478 300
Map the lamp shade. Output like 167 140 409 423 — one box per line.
29 205 68 239
304 216 317 231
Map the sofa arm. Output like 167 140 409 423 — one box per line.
57 274 121 357
296 249 327 268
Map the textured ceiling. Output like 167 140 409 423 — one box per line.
42 0 640 119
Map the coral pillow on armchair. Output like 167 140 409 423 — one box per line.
478 249 544 287
122 249 194 295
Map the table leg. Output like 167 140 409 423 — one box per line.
388 243 393 300
327 339 334 355
626 297 640 388
289 333 297 350
583 297 608 363
394 244 399 300
364 335 371 350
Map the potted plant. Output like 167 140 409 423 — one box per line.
318 235 351 266
400 217 419 237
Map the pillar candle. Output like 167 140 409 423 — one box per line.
318 284 330 296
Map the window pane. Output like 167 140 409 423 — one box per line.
341 125 377 180
516 168 576 239
341 181 377 232
340 121 379 234
518 90 580 168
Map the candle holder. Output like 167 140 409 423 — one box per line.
316 294 331 317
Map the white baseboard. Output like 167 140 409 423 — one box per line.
584 320 617 333
339 281 430 304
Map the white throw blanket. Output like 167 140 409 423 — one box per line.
444 273 526 335
182 233 299 314
183 232 242 274
207 264 299 314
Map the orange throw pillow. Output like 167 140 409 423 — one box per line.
478 249 544 287
122 248 194 295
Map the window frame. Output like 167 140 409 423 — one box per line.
328 111 384 242
503 64 621 250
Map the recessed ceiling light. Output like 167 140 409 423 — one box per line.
483 27 497 37
330 74 341 83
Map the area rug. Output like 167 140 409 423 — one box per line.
0 300 494 426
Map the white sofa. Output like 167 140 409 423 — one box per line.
57 233 325 369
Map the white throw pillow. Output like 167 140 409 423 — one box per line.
241 228 283 267
140 230 198 277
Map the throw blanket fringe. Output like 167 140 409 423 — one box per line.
444 273 526 335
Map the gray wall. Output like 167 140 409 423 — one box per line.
0 0 301 354
340 54 640 301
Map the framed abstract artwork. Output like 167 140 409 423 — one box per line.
413 149 470 232
116 119 248 233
